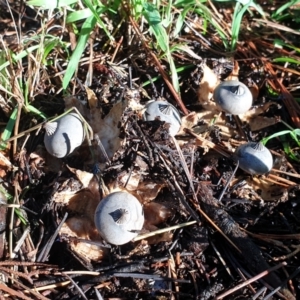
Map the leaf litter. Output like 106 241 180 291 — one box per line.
1 1 300 299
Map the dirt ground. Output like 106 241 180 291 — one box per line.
1 1 300 299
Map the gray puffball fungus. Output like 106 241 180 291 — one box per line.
94 191 144 245
213 80 253 115
233 142 273 175
44 113 85 158
143 100 181 136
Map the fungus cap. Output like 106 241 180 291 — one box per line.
233 142 273 175
143 100 181 136
94 192 144 245
44 113 85 158
213 80 252 115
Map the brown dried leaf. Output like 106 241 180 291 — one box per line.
52 190 78 204
131 181 165 204
135 155 148 171
64 95 133 160
241 102 278 131
0 150 12 177
181 109 238 140
143 202 172 227
247 177 288 202
119 172 141 191
242 102 277 119
249 82 260 101
231 178 265 201
33 145 63 173
57 183 105 262
248 116 277 131
231 176 288 202
178 112 199 133
65 217 98 239
67 189 99 221
64 95 88 117
94 101 126 159
85 85 98 109
198 64 219 104
67 166 94 188
145 231 173 244
63 93 124 161
29 151 44 166
60 219 106 262
226 60 239 81
52 173 88 205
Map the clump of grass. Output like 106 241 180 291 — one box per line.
271 0 300 21
142 2 180 93
0 33 53 149
262 121 300 162
28 0 115 90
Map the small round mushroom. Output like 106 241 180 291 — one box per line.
44 113 85 158
94 192 144 245
213 80 252 115
233 142 273 175
143 100 181 136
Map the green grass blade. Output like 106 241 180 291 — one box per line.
261 130 292 145
282 141 300 162
82 0 114 41
273 57 300 64
1 106 18 149
0 45 40 72
274 39 300 53
231 1 250 50
26 105 47 120
63 15 97 90
174 0 195 6
14 210 28 225
66 8 94 23
142 3 180 92
175 0 229 48
0 185 13 202
173 44 202 60
193 6 229 48
173 6 190 38
43 38 69 65
143 3 169 52
292 128 300 136
27 0 78 9
161 0 173 28
168 53 179 92
290 129 300 146
271 0 300 20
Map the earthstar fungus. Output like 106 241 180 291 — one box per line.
44 112 85 158
143 100 181 136
94 191 144 245
233 142 273 175
213 80 253 115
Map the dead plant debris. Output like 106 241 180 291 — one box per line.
0 1 300 299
